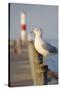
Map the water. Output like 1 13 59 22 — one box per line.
45 39 58 72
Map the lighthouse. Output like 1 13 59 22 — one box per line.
20 11 27 45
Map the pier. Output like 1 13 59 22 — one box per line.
9 40 58 87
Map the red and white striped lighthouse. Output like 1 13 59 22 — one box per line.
20 11 27 44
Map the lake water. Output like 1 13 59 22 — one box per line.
45 39 58 72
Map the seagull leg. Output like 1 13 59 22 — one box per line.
43 56 46 64
43 56 45 64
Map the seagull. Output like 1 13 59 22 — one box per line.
31 28 58 64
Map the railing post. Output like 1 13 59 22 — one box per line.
28 41 37 85
36 64 48 85
14 39 21 55
28 41 48 85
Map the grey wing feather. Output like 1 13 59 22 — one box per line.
42 41 58 53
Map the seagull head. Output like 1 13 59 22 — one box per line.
31 28 42 37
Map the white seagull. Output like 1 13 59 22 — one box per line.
31 28 58 63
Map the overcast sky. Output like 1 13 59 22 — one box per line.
10 3 58 41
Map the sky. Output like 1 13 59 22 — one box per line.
10 3 58 41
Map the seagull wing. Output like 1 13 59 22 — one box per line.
41 40 58 54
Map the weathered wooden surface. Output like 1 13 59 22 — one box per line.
28 41 48 85
10 42 33 87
